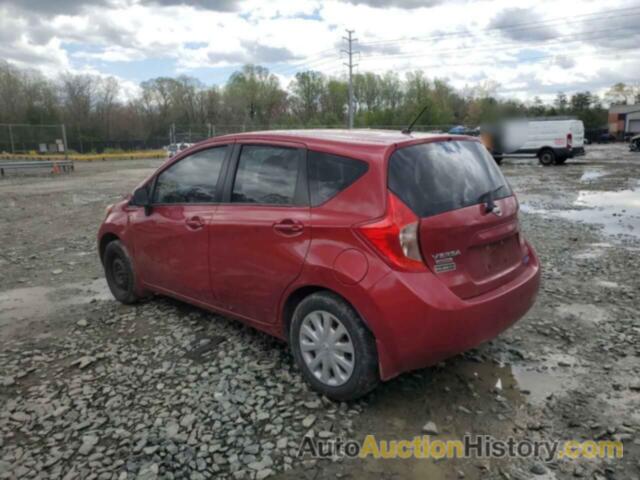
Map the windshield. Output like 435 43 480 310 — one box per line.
388 140 512 217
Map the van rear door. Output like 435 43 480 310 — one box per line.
570 121 585 147
388 140 529 299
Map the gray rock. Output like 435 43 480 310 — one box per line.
422 421 439 435
180 414 196 429
256 469 274 480
71 356 96 369
301 415 316 428
244 444 260 455
137 463 159 480
530 462 547 475
78 435 99 455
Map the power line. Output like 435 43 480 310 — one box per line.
267 6 640 79
357 23 640 63
357 5 640 48
325 44 640 79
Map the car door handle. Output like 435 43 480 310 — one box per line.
273 219 304 235
186 215 204 230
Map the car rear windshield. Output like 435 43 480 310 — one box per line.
388 140 512 217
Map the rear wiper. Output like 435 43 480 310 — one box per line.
480 185 504 213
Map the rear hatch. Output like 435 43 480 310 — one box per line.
388 139 528 299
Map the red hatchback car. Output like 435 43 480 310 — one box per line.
98 130 540 400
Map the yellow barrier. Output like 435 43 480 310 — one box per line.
0 151 166 161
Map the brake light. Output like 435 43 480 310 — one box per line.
357 192 426 271
567 133 573 148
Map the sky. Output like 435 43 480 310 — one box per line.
1 0 639 103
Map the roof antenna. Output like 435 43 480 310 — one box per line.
402 104 429 134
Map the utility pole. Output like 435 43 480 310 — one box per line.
61 124 68 159
342 29 357 129
7 124 15 154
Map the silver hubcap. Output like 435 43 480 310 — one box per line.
299 310 355 387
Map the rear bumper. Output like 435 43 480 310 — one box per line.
568 146 586 157
369 243 541 380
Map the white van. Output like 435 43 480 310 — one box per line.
483 118 585 166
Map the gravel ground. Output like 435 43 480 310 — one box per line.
0 144 639 480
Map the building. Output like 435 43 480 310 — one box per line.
608 104 640 139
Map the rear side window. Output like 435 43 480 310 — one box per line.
232 145 303 205
154 146 227 203
388 141 512 217
308 151 368 206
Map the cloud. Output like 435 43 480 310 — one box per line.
0 0 633 104
554 55 575 69
339 0 442 8
488 8 559 41
579 13 640 50
242 42 298 63
202 42 298 67
0 0 113 14
358 42 403 55
146 0 239 10
0 0 241 13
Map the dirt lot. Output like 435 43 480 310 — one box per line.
1 144 639 480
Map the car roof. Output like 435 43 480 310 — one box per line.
213 129 475 151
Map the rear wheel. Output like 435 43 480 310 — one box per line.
290 292 379 401
538 148 556 166
103 240 140 304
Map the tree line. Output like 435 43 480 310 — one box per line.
0 60 637 152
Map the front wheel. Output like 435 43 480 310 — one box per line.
103 240 141 304
290 292 379 401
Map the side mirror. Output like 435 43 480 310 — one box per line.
132 185 152 216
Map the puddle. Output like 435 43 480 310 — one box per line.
510 353 585 406
573 242 615 260
280 358 532 479
579 170 605 182
557 185 640 239
282 354 582 479
595 279 620 289
519 203 548 215
555 303 611 324
521 182 640 241
0 278 112 327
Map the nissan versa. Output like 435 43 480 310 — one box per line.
98 130 541 400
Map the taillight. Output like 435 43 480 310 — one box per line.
567 133 573 148
357 192 426 271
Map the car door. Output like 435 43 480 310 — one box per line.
208 141 311 324
130 144 230 302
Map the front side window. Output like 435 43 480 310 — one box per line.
308 151 368 206
232 145 302 205
154 146 227 204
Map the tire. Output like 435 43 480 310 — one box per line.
555 156 567 165
538 148 556 166
290 292 379 401
493 156 503 166
103 240 140 304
